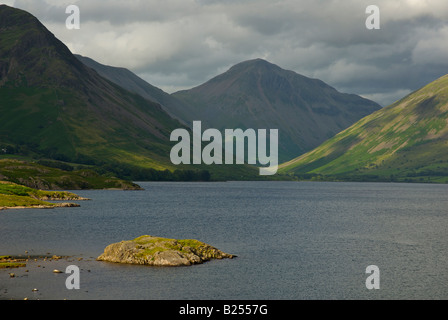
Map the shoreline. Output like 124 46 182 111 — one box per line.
0 203 80 211
0 253 96 300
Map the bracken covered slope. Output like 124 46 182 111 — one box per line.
279 73 448 183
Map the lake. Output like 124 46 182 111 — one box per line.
1 181 448 300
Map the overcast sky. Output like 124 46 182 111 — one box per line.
3 0 448 106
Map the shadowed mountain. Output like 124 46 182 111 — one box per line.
279 73 448 183
0 5 259 180
74 54 188 124
172 59 381 162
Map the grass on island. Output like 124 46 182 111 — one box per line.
132 235 218 258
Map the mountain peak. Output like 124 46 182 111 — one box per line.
0 5 42 29
227 58 282 74
0 5 86 88
173 59 381 162
0 5 184 172
232 58 275 67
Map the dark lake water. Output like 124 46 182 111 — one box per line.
1 181 448 300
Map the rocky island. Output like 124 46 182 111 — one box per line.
97 235 236 267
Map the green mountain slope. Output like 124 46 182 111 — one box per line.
0 5 181 171
279 73 448 183
172 59 381 162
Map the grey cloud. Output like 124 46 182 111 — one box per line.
9 0 448 106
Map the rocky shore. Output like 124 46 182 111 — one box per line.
97 235 236 267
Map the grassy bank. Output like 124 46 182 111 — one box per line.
0 158 142 190
0 181 85 210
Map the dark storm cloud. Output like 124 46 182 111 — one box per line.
7 0 448 106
